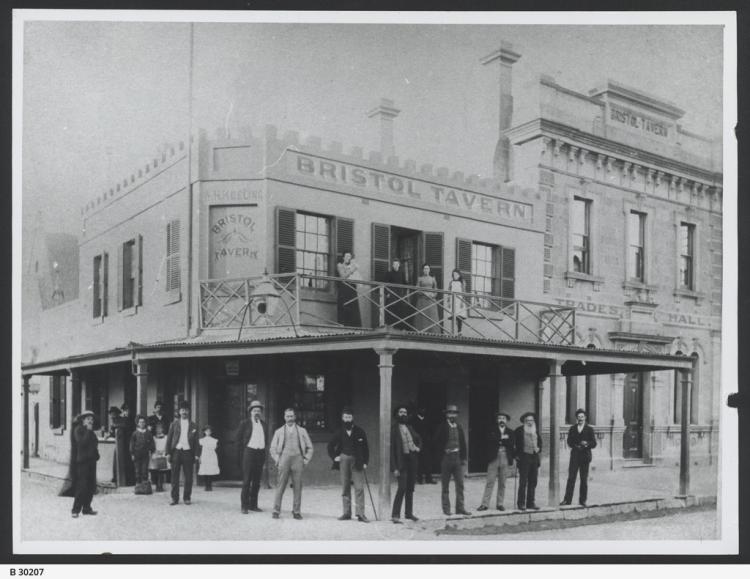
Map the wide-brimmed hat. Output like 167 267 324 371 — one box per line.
520 411 536 423
108 406 122 415
444 404 460 414
495 411 511 420
248 400 264 412
78 410 95 420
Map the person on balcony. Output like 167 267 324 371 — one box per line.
514 412 542 511
336 252 362 327
384 257 407 329
415 264 439 333
560 408 597 507
448 269 468 334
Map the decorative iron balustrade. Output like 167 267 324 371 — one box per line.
199 273 576 345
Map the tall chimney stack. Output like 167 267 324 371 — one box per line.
481 42 521 182
368 98 401 160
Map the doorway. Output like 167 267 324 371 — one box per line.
416 381 447 474
392 226 421 285
208 381 259 480
623 373 644 458
469 381 499 473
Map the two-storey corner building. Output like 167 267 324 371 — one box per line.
22 43 715 511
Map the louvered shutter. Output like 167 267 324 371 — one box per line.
93 256 101 318
371 223 391 282
455 238 472 293
117 243 123 311
136 235 143 306
336 218 354 258
276 207 297 274
103 252 109 316
49 377 55 428
422 232 444 288
500 246 515 301
166 219 181 291
61 377 67 429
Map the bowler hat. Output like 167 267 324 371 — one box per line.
495 411 511 420
78 409 95 420
108 406 122 415
520 411 536 423
341 406 354 415
248 400 264 412
444 404 459 414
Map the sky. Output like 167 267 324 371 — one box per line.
20 18 724 248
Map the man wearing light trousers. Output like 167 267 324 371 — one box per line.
270 408 314 520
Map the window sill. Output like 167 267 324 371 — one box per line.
565 271 604 290
51 426 66 436
622 280 658 292
673 288 705 303
91 315 106 326
121 306 138 317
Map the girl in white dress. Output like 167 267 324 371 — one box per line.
197 425 220 491
448 269 468 334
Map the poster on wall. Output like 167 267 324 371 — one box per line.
209 205 262 279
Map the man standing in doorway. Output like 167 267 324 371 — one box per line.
561 408 597 507
413 406 435 484
384 257 407 328
270 408 314 520
390 404 421 523
514 412 542 511
433 404 471 516
478 411 515 511
238 400 268 514
327 407 370 523
166 400 199 506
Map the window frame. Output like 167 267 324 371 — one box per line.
118 235 143 315
627 210 646 283
49 375 66 432
165 219 182 304
295 211 332 291
571 196 591 275
470 241 496 309
673 213 703 302
564 188 603 287
92 252 109 322
622 199 655 292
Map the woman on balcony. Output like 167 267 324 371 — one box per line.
336 252 362 328
415 264 439 333
448 269 468 334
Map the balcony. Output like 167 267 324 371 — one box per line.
199 273 576 345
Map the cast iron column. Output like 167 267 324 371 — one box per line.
135 361 149 419
23 375 30 470
548 360 563 507
376 347 397 519
679 362 693 495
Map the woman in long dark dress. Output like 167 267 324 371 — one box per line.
69 410 100 517
336 252 362 327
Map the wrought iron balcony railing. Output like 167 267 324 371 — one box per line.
199 273 576 345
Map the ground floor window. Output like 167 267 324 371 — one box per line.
295 373 328 432
49 375 66 429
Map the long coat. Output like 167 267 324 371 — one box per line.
327 424 370 471
486 425 516 466
165 419 200 457
566 423 597 464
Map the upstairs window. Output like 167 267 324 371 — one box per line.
456 239 515 310
92 253 109 318
679 222 695 290
572 197 591 274
296 212 331 289
118 236 143 311
628 211 646 282
471 242 495 307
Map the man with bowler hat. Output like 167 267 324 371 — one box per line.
166 400 199 505
561 408 597 507
327 407 370 522
390 404 421 523
478 411 515 511
514 411 543 511
69 410 100 518
433 404 471 516
237 400 268 513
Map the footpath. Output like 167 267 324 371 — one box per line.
20 456 719 543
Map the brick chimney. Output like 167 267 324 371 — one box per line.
481 42 521 182
367 98 401 160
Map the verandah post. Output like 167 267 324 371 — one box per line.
548 359 563 507
375 346 397 518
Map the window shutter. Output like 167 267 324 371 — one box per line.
117 243 123 311
500 246 515 300
103 252 109 316
276 207 297 274
455 238 472 292
371 223 391 282
166 219 181 292
93 256 101 318
49 377 55 428
136 234 143 306
422 232 444 288
61 377 67 429
336 217 354 258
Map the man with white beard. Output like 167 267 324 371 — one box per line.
513 412 542 511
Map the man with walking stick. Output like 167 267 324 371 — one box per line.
327 407 370 522
477 411 514 512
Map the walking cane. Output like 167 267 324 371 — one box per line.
363 468 379 521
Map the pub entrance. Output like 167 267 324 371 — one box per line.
468 380 499 473
416 381 447 475
623 373 644 458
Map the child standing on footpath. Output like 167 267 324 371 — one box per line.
149 421 170 492
197 425 220 491
130 415 155 494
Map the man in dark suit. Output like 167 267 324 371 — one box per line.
390 404 422 523
327 407 370 523
478 411 515 511
412 406 435 484
166 400 200 506
561 408 598 507
384 257 407 328
433 404 471 516
70 410 100 518
237 400 268 514
514 411 543 511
